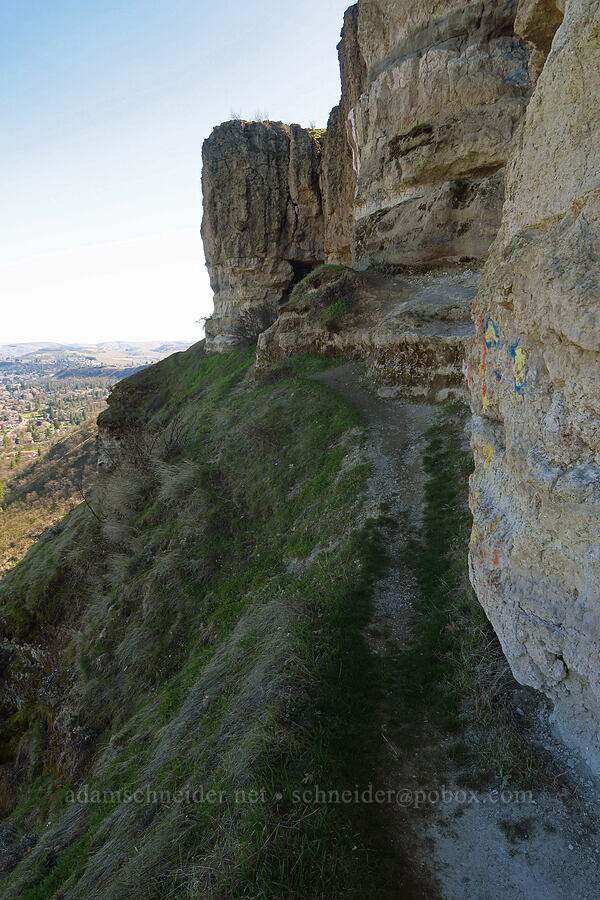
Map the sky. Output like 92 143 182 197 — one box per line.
0 0 351 344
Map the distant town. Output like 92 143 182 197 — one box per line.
0 341 191 479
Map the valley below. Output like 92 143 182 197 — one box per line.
0 342 191 574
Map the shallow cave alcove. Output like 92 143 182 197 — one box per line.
280 259 321 306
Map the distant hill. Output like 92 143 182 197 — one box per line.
0 340 192 367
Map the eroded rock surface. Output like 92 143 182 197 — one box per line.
201 121 324 350
468 0 600 769
202 1 533 348
321 4 366 265
257 265 477 401
514 0 564 81
350 0 532 269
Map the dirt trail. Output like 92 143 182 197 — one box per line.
317 362 600 900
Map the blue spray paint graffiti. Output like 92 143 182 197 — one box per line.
510 339 528 394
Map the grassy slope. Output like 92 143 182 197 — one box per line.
0 420 97 576
0 345 389 899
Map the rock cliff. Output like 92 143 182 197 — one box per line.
201 0 532 348
320 4 366 264
469 0 600 769
201 121 324 350
351 0 531 269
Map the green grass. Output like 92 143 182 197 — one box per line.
0 345 393 899
1 350 558 899
389 122 433 159
232 520 389 895
21 836 91 900
321 297 354 332
378 403 552 789
285 264 349 313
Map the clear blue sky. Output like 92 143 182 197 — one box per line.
0 0 350 343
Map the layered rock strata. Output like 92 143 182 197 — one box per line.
202 1 532 347
257 265 477 401
201 121 324 350
351 0 532 268
468 0 600 768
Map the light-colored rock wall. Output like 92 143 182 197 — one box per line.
257 266 477 400
468 0 600 769
201 121 324 350
321 5 366 264
514 0 564 81
202 0 532 348
351 0 531 268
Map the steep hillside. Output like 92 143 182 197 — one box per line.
2 346 595 899
1 0 599 894
0 344 393 898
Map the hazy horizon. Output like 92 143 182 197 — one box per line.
0 0 350 344
0 339 193 352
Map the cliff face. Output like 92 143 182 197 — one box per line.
201 0 532 347
201 121 324 350
469 0 600 768
351 0 531 268
320 5 366 264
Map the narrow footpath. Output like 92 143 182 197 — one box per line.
318 362 600 900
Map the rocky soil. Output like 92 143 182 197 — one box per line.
257 264 478 402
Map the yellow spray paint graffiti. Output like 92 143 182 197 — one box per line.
483 445 494 469
484 318 499 349
510 339 528 395
470 521 477 546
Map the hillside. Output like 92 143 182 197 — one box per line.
0 343 191 367
1 344 596 898
0 420 98 576
0 345 391 897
